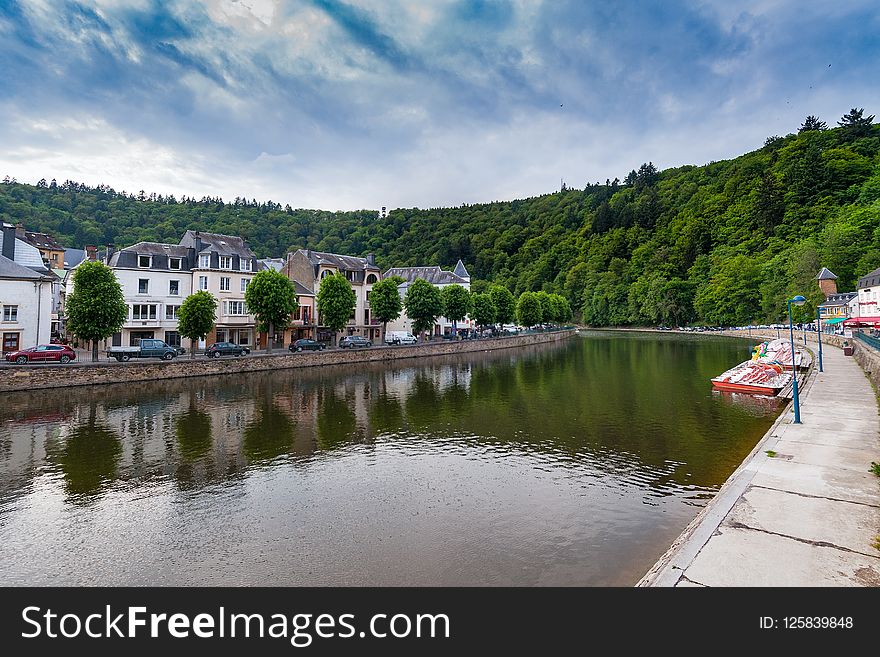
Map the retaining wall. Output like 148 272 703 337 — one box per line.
0 330 576 392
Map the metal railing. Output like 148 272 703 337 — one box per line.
854 330 880 352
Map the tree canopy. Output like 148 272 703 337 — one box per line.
404 278 443 337
369 276 404 339
316 272 356 344
244 269 298 352
516 292 543 328
471 292 496 329
65 260 128 361
440 284 472 333
177 290 217 356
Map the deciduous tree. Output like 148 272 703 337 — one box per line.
404 278 442 339
244 269 298 353
178 290 217 358
65 261 128 361
369 276 404 342
316 272 356 346
440 284 472 335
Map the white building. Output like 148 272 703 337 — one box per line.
0 224 54 353
105 242 194 348
383 260 472 337
179 231 258 349
855 266 880 325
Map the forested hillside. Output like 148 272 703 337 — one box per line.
2 110 878 326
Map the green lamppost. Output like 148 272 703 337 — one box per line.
787 295 806 424
815 307 823 373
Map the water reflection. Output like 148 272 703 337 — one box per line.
46 410 122 502
0 333 780 585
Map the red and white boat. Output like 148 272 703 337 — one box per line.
711 360 792 395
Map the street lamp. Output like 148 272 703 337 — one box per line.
815 306 823 373
787 295 806 424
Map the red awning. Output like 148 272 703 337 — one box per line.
843 316 880 327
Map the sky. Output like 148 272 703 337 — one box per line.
1 0 879 211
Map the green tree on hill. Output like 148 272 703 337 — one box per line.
471 293 496 330
489 285 516 326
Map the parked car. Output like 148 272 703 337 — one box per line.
205 342 251 358
289 339 326 352
107 339 180 362
5 344 77 365
339 336 372 349
384 331 418 345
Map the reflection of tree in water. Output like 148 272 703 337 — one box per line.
175 407 213 460
316 387 358 450
47 414 122 503
368 391 404 434
243 400 294 463
404 372 441 430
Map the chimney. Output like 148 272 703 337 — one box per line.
2 224 16 260
85 245 97 261
194 230 203 257
106 244 115 263
366 253 376 267
14 223 25 240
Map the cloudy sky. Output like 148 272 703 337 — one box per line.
1 1 878 211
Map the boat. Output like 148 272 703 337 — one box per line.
751 338 804 370
711 360 792 395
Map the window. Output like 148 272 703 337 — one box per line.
240 258 252 272
200 254 210 268
3 305 18 322
169 280 180 296
366 291 371 303
138 255 151 268
293 307 301 321
345 270 356 282
132 304 157 320
366 274 377 284
220 277 230 292
166 305 181 320
225 301 247 316
138 279 149 294
220 256 232 270
198 276 208 291
169 257 181 270
241 278 249 292
164 331 181 347
320 270 330 279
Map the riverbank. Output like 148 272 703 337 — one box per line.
0 329 576 392
638 329 880 586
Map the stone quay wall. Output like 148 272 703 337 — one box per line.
0 330 576 393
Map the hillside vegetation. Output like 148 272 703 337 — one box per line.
2 110 878 325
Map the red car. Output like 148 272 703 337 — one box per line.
5 344 77 365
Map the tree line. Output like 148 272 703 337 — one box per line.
5 107 878 327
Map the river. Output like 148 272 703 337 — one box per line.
0 331 780 585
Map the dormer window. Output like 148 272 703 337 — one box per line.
240 259 252 272
169 257 181 270
366 274 378 284
220 256 232 270
138 255 151 268
199 254 210 268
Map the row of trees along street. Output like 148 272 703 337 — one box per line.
63 263 573 361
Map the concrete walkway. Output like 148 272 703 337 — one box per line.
640 339 880 586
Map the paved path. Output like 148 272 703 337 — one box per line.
640 340 880 586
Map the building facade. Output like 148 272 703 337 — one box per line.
0 224 54 353
383 259 472 337
179 231 259 349
105 242 194 348
283 249 382 342
855 266 880 323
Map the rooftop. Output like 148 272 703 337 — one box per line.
384 265 469 286
815 267 837 280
